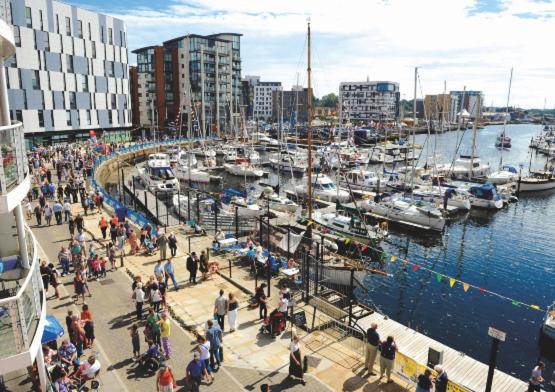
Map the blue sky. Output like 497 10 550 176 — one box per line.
67 0 555 108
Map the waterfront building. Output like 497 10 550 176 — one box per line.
0 5 47 389
450 90 484 120
3 0 132 145
339 81 400 123
271 86 312 124
131 33 242 137
239 76 281 122
424 94 453 122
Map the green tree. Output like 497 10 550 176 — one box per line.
318 93 338 108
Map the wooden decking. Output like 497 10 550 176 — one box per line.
357 312 528 392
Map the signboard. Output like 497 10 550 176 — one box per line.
292 311 306 327
488 327 506 342
446 381 473 392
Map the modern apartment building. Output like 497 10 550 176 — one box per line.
424 94 454 121
450 90 484 120
0 6 47 390
339 81 400 123
131 33 242 137
271 86 312 124
3 0 132 144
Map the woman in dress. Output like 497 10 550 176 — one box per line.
227 293 239 332
288 335 306 385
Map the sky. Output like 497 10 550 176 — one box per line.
67 0 555 109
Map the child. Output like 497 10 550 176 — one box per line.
130 324 140 358
84 320 95 348
90 257 100 280
108 242 116 271
99 257 107 278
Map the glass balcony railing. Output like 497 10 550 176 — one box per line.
0 121 26 194
0 226 42 359
0 0 9 24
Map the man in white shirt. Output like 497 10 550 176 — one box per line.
63 200 72 222
214 290 228 331
528 361 545 392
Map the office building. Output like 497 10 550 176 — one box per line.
0 6 47 389
339 81 400 123
271 87 312 124
424 94 453 121
450 90 484 120
3 0 132 144
131 33 242 137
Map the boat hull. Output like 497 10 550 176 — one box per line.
518 179 555 192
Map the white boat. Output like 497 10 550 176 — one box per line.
487 165 518 185
495 132 511 148
360 198 446 231
368 146 395 164
338 169 380 191
455 182 504 209
174 165 211 183
517 171 555 192
412 186 471 211
167 145 181 164
295 175 350 202
441 155 491 180
245 148 261 165
222 197 264 218
312 212 386 243
223 159 264 178
192 147 216 158
268 154 307 174
222 146 239 163
266 193 299 213
177 150 198 168
541 302 555 341
138 153 179 192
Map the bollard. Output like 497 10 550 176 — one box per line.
228 259 232 279
188 236 191 254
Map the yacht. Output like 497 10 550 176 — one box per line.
167 145 181 164
517 171 555 192
495 132 511 148
443 155 491 180
360 198 446 231
223 159 264 178
265 192 299 213
541 302 555 342
338 169 380 191
368 146 395 164
456 182 504 209
487 165 518 185
311 212 386 244
138 153 179 192
412 186 471 211
174 165 211 183
268 153 307 174
295 175 350 202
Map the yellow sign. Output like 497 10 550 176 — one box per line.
447 381 473 392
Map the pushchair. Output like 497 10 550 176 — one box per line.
143 238 155 256
259 311 286 337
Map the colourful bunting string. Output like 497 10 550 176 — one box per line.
512 301 521 307
478 287 485 294
530 305 540 310
390 256 397 262
412 264 419 272
436 274 443 283
361 245 368 251
463 283 470 292
449 278 456 288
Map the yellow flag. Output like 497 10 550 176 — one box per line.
530 305 541 310
307 220 313 226
449 278 456 288
390 256 397 262
345 238 351 244
463 283 470 292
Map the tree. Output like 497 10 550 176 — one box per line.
318 93 338 108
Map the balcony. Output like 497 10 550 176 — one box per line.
0 226 44 371
0 122 29 213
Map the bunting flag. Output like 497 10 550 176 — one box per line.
306 220 313 227
478 287 486 294
361 245 368 251
411 264 419 272
390 256 397 262
463 283 470 292
449 278 456 288
512 301 521 307
436 274 443 283
530 305 541 310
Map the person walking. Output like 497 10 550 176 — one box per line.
63 199 71 222
58 246 71 276
186 252 198 284
433 365 448 392
365 323 380 376
227 293 239 333
53 200 63 225
256 283 268 320
158 233 168 261
288 335 306 385
34 204 43 226
199 250 208 281
379 336 397 384
130 324 140 359
146 308 162 346
98 216 108 240
159 311 172 360
154 260 164 281
416 369 433 392
528 361 545 392
168 232 177 257
156 363 177 392
133 282 145 320
48 263 61 299
68 216 76 238
550 369 555 392
195 336 214 382
186 352 209 392
164 259 179 291
75 213 84 232
214 289 227 331
206 319 222 370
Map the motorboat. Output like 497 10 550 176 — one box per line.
411 186 471 211
443 155 491 180
368 146 395 164
266 193 299 213
268 154 307 174
244 148 261 165
517 171 555 192
311 212 386 243
223 159 264 178
222 146 239 163
295 175 350 202
495 132 511 148
222 197 264 218
138 153 179 192
192 147 217 158
360 198 446 231
541 302 555 341
457 182 504 209
338 169 380 191
174 165 211 183
167 145 181 164
177 150 198 168
487 165 518 185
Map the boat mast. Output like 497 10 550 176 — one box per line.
499 68 513 168
469 94 481 179
307 21 313 223
413 67 418 126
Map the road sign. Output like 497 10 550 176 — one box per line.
488 327 506 342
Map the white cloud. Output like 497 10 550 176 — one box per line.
106 0 555 108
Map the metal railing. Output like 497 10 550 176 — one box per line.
0 226 43 359
0 121 26 194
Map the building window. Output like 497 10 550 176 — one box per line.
88 22 92 40
66 55 73 73
56 15 60 34
108 28 113 45
39 10 44 30
86 110 91 125
31 70 40 90
69 92 76 109
13 26 20 47
45 33 50 51
25 7 32 28
77 20 83 38
82 75 89 92
92 41 96 58
100 28 104 43
65 111 71 125
14 110 22 122
48 111 53 126
65 17 71 36
108 112 112 125
38 110 44 127
111 94 116 109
